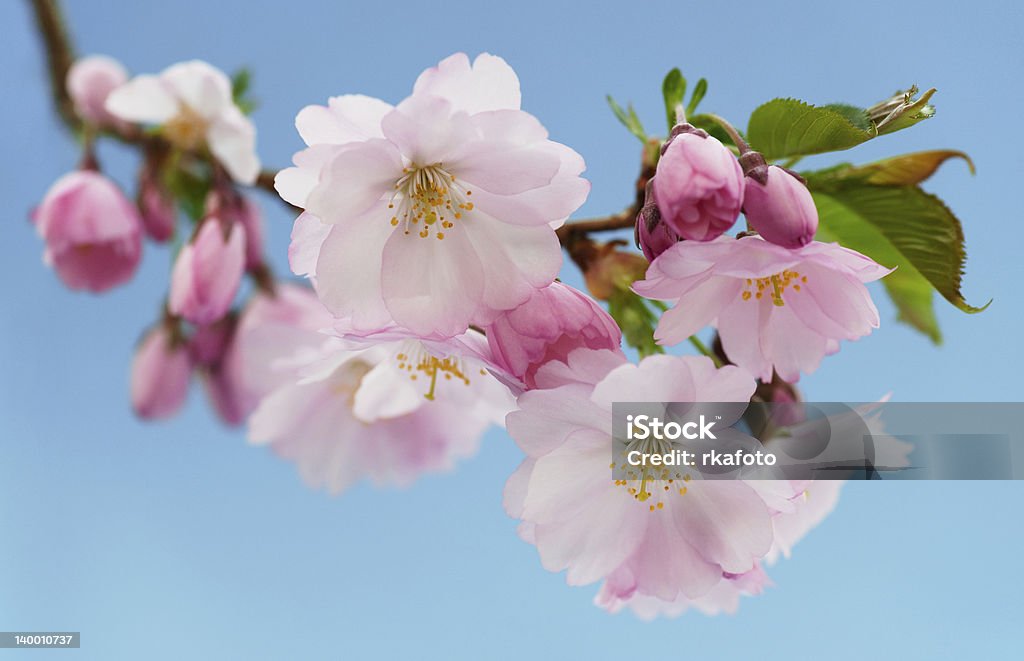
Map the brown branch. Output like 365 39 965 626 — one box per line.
30 0 78 130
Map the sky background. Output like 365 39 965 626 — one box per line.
2 0 1022 658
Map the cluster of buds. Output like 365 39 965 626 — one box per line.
33 54 266 424
635 121 819 258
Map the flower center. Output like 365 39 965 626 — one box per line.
388 164 474 240
331 359 374 398
613 436 691 513
740 270 807 306
395 343 483 401
163 104 208 151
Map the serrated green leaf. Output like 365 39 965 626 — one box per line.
813 193 942 342
662 68 686 132
747 99 873 160
810 182 988 342
686 78 708 118
748 88 937 160
607 94 648 143
821 103 872 131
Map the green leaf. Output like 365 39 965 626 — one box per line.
809 150 974 187
607 95 648 143
821 103 872 131
608 290 663 358
747 99 873 160
662 68 686 132
231 68 258 115
747 87 937 160
813 194 943 342
810 183 989 342
231 68 251 101
686 78 708 118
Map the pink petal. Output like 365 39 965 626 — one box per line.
305 140 402 223
380 225 484 337
412 52 521 114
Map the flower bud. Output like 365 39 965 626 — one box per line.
65 55 128 128
635 198 679 261
201 367 246 426
32 170 143 292
169 218 246 324
206 191 265 269
652 126 744 241
130 325 192 420
583 245 649 301
138 167 177 242
743 166 818 248
486 282 622 390
189 315 236 366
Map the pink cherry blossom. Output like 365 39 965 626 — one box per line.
485 282 623 391
232 285 514 493
633 236 892 382
66 55 128 128
130 325 191 420
33 170 143 292
168 218 246 325
596 563 770 619
653 128 744 241
277 52 590 338
105 60 260 184
504 349 802 612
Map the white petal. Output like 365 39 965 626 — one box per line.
105 74 178 124
160 60 232 119
207 106 260 184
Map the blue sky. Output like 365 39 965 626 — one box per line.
1 0 1022 658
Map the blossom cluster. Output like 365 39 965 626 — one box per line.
34 50 899 618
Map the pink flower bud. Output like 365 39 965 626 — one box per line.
635 202 679 261
652 129 744 241
65 55 128 128
169 218 246 324
138 169 177 242
130 325 192 420
743 166 819 248
189 315 236 366
201 368 246 426
206 192 265 269
230 197 264 269
486 282 623 390
33 170 143 292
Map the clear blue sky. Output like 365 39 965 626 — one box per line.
2 1 1022 659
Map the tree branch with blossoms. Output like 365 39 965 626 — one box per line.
26 0 989 620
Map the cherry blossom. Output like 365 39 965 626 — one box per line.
277 53 590 337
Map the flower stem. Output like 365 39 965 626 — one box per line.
688 335 723 368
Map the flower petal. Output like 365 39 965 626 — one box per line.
412 52 521 114
105 74 178 124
